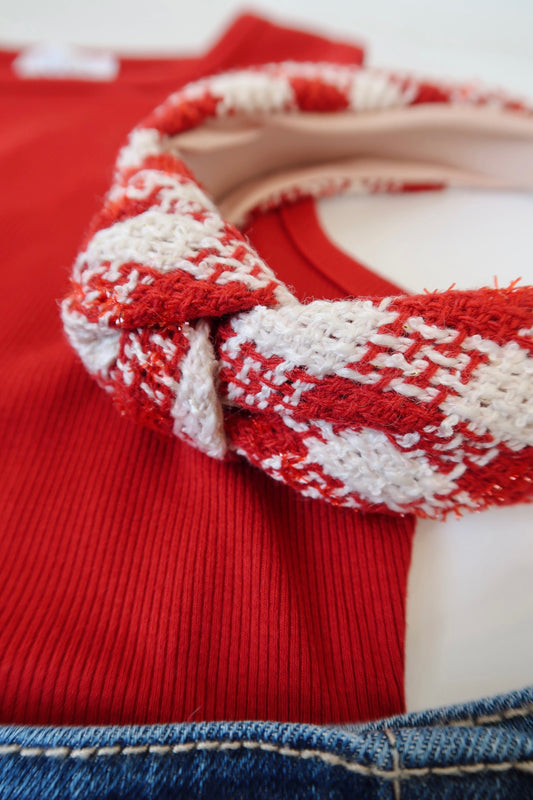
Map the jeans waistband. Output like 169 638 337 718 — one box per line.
1 685 533 798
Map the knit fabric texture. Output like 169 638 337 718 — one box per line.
61 61 533 519
0 16 417 727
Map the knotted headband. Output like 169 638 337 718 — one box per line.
61 61 533 518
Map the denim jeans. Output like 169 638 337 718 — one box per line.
1 686 532 798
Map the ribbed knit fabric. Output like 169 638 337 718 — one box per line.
0 14 414 726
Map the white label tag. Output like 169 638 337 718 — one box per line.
13 43 119 81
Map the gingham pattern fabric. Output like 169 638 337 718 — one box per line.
61 61 533 518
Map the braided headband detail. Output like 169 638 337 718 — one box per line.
61 61 533 519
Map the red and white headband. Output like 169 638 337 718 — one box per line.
61 61 533 518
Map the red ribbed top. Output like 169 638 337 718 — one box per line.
0 13 414 726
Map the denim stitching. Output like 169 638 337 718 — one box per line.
385 729 401 798
446 702 533 727
1 741 533 782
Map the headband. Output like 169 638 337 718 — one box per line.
61 61 533 518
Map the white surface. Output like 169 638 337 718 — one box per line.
317 190 533 295
3 0 532 712
406 509 533 709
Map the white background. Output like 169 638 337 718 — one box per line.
2 0 532 713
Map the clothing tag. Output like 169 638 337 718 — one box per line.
12 43 119 81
